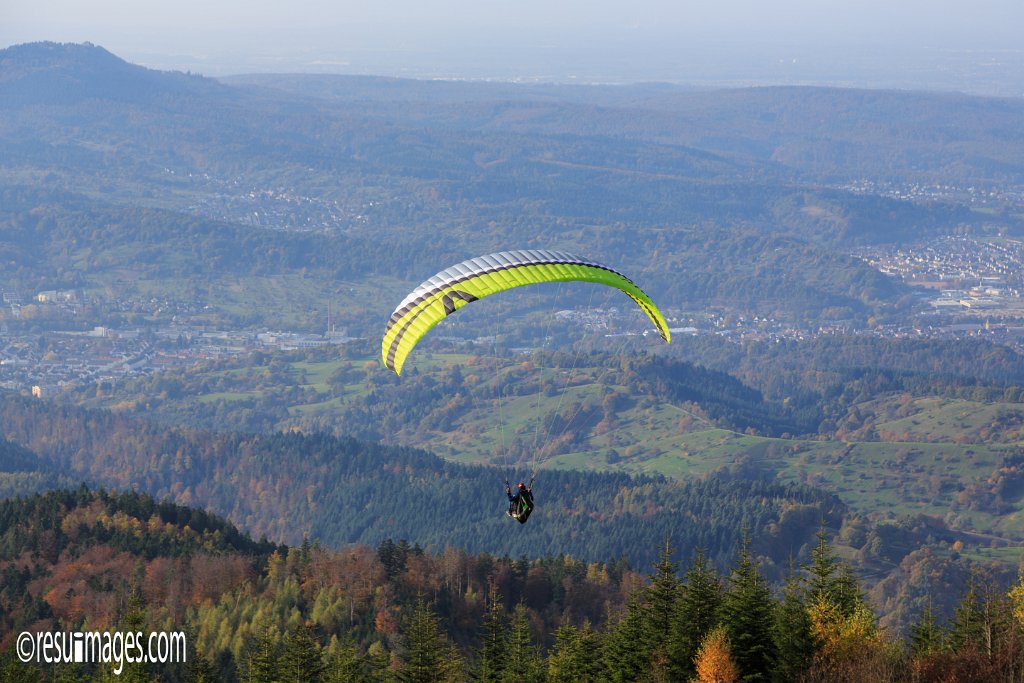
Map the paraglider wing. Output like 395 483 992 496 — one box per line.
382 249 670 375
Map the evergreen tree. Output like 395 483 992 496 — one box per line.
908 596 943 657
671 547 723 679
644 542 681 640
399 597 460 683
502 603 543 683
772 568 814 683
602 598 650 683
806 526 839 608
832 563 866 618
642 542 682 681
949 579 1015 659
243 621 280 683
806 527 866 618
985 587 1020 663
183 623 217 683
547 622 600 683
473 588 506 683
546 623 582 683
367 642 394 683
279 621 324 683
324 637 368 683
0 646 43 683
99 589 150 683
49 662 88 683
186 648 218 683
948 580 987 654
720 537 777 682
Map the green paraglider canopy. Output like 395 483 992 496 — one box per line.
382 249 670 375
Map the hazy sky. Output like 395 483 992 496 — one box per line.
3 0 1024 91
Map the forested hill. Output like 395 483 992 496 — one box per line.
0 487 277 563
0 396 842 574
0 41 225 106
0 437 79 499
3 486 1023 683
3 42 1022 334
225 73 1024 187
0 486 278 653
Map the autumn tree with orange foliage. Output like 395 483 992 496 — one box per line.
694 626 738 683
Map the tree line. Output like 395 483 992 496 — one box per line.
3 488 1024 682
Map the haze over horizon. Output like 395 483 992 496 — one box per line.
4 0 1024 94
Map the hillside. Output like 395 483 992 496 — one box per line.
0 394 841 575
226 74 1024 187
57 342 1024 543
0 487 275 655
0 438 79 499
0 41 225 106
0 184 912 337
1 487 1022 682
2 42 1021 336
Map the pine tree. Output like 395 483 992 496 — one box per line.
832 563 866 619
643 541 682 680
547 622 600 683
693 626 739 683
186 648 218 683
946 579 1013 658
547 623 582 683
806 527 867 619
279 621 324 683
948 580 986 654
602 598 650 683
99 589 150 683
367 642 394 683
986 586 1020 662
243 620 280 683
183 623 217 683
324 637 368 683
474 588 506 683
671 547 723 679
0 647 43 683
719 537 777 682
908 596 943 657
399 597 460 683
49 661 88 683
645 542 681 640
806 526 839 608
772 568 814 683
802 528 885 679
502 603 543 683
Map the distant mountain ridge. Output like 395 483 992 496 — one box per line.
0 41 224 106
225 71 1024 186
0 41 1019 332
5 41 1024 187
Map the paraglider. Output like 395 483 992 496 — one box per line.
382 249 670 375
381 249 670 525
506 479 534 524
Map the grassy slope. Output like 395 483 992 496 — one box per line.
75 351 1024 544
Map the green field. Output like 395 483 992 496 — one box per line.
869 396 1024 443
547 426 1020 533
